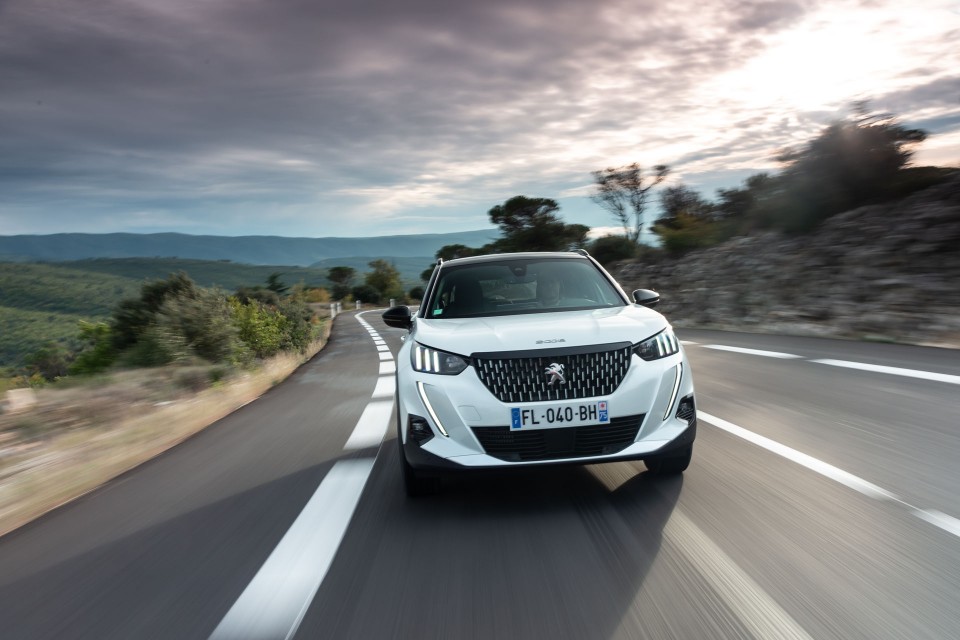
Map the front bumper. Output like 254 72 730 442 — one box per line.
397 343 696 471
403 413 697 471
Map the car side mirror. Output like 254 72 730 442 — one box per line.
632 289 660 308
382 305 414 330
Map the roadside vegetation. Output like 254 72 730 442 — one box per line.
1 257 410 374
0 269 337 535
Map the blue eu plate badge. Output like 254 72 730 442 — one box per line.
511 408 522 429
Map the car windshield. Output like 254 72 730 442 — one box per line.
424 258 626 319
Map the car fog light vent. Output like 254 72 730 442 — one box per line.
408 415 434 444
676 396 695 426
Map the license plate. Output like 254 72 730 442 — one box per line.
510 401 610 430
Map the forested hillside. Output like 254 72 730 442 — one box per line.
0 259 331 369
0 229 498 265
57 258 330 290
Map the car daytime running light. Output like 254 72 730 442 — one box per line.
663 363 683 421
412 343 469 375
635 329 680 361
416 382 449 437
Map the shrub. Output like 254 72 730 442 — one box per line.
158 289 239 363
588 235 636 264
25 342 72 380
351 284 381 304
229 298 286 359
70 321 117 375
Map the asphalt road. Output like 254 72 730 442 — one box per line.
0 313 958 639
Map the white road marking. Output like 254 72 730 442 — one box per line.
377 351 393 361
212 312 397 640
694 343 959 388
680 340 698 345
698 411 960 539
371 375 395 399
209 458 376 640
343 400 394 450
914 510 960 537
698 411 895 500
664 510 815 640
704 345 802 359
811 359 960 385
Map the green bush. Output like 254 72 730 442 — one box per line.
588 235 636 265
229 298 286 359
25 342 72 380
69 321 117 375
278 297 318 353
351 284 381 304
158 289 239 363
120 325 187 367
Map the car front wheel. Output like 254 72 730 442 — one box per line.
644 444 693 475
398 437 441 496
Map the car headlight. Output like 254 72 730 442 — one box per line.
635 329 680 361
412 343 469 375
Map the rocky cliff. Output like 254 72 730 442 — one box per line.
613 174 960 347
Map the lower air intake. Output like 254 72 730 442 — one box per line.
471 414 644 462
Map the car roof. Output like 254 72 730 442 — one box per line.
440 251 588 268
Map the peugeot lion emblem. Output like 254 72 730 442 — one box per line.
544 363 566 386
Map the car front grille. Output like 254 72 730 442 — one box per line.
471 414 644 462
472 343 633 403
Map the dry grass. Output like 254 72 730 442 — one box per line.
0 320 332 538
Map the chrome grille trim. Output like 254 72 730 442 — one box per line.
472 343 633 403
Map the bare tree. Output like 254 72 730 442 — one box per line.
591 163 670 244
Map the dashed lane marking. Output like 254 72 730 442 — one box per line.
703 345 802 359
811 359 960 385
699 411 960 540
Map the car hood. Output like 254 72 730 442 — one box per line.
414 305 668 355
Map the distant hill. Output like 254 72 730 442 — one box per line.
0 254 436 369
0 230 499 266
57 258 331 291
57 256 429 289
0 262 144 368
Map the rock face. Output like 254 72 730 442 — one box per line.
613 175 960 347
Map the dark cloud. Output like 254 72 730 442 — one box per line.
732 0 809 31
0 0 957 236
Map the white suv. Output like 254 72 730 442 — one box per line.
382 250 696 496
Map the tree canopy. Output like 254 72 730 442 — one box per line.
326 266 356 300
487 196 588 252
591 163 670 244
365 259 403 303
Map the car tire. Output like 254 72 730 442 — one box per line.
644 444 693 475
398 437 441 497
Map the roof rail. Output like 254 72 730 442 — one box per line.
574 248 590 257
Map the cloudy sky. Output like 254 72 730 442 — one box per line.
1 0 958 239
